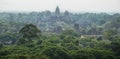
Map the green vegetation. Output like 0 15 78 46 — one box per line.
0 23 120 59
0 7 120 59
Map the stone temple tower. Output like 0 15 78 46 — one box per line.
55 6 60 17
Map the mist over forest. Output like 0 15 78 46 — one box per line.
0 6 120 59
0 6 120 33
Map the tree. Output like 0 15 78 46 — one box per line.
74 23 80 32
104 29 117 40
111 41 120 56
19 24 41 38
19 24 41 43
64 11 70 16
41 46 69 59
61 29 80 37
0 43 3 49
72 50 95 59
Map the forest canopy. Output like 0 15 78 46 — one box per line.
0 7 120 59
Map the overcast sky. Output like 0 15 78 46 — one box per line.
0 0 120 12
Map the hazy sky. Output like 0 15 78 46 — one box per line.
0 0 120 12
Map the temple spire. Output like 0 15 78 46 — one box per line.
55 6 60 16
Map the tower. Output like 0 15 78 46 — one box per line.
55 6 60 17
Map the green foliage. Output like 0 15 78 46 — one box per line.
18 24 42 44
104 29 118 40
0 42 3 49
0 12 120 59
41 46 69 59
19 24 41 38
61 29 81 37
111 41 120 56
72 50 96 59
70 49 116 59
61 43 79 50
